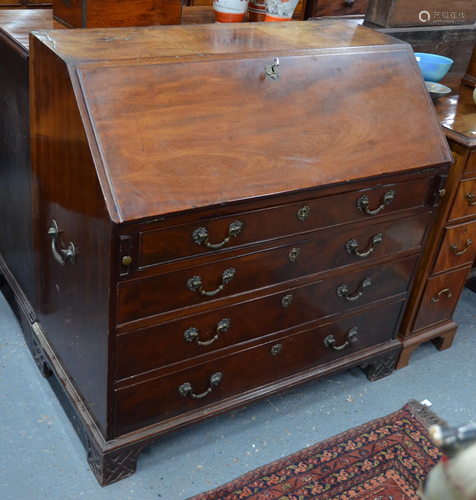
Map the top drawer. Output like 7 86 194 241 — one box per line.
138 177 432 268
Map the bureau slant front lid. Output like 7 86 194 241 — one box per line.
30 21 452 223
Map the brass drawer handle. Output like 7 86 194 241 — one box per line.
265 58 279 80
178 372 222 399
187 268 235 296
336 278 371 302
184 319 231 346
430 288 452 303
345 233 382 258
281 294 293 308
288 247 301 262
47 220 76 266
466 192 476 206
297 205 310 221
356 190 395 216
192 221 243 249
450 238 472 256
271 344 282 356
324 327 358 351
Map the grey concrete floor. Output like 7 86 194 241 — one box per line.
1 287 475 500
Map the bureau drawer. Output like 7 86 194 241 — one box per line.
413 267 470 332
307 0 368 17
114 300 403 437
449 178 476 222
138 177 432 268
118 212 429 325
116 254 417 380
464 151 476 176
433 220 476 274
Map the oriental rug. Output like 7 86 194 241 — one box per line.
188 400 447 500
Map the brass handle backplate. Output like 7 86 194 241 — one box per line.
265 58 279 80
356 190 395 216
184 319 231 346
271 344 282 356
187 268 235 296
288 247 301 262
47 220 76 266
337 278 371 302
450 238 472 256
466 192 476 206
345 233 382 258
178 372 222 399
430 288 452 303
324 327 358 351
281 294 293 308
192 221 243 249
297 205 310 221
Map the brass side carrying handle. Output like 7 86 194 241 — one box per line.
430 288 452 303
47 220 76 266
187 268 235 296
184 319 231 346
345 233 383 258
466 192 476 206
450 238 472 256
336 278 371 302
324 327 358 351
356 190 395 216
192 221 243 249
178 372 222 399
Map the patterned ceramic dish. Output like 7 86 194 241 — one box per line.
426 81 451 102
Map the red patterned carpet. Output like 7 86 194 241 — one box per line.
188 401 444 500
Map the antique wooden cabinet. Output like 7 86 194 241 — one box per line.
26 21 454 485
397 77 476 368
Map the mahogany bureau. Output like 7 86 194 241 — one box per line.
15 20 453 485
397 77 476 368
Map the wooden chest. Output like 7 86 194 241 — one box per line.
27 21 451 485
365 0 476 28
397 77 476 368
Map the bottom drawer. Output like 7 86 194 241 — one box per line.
115 300 403 437
413 267 470 332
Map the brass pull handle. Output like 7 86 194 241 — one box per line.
265 58 279 80
288 247 301 262
466 192 476 206
187 268 235 296
192 221 243 249
430 288 452 303
281 294 293 308
356 190 395 216
47 220 76 266
324 327 358 351
344 0 354 6
345 233 383 258
297 205 310 221
178 372 222 399
336 278 371 302
184 319 231 346
450 238 472 256
271 344 282 356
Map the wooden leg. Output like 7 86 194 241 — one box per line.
360 351 399 381
395 343 419 370
31 332 53 378
432 330 457 351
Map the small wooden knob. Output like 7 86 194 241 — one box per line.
345 0 355 6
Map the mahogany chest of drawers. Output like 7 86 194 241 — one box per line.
24 21 452 485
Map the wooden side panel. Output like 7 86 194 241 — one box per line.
0 36 36 310
30 36 113 438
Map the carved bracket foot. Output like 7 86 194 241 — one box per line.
32 333 52 378
86 435 146 486
359 352 398 382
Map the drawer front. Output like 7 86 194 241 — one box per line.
433 220 476 274
138 177 431 268
115 300 403 436
118 212 429 325
413 267 470 332
464 151 476 176
449 178 476 222
116 254 417 380
311 0 367 17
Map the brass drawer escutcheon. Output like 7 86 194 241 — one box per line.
178 372 222 399
271 344 282 356
187 268 236 296
336 277 371 302
430 288 452 303
466 192 476 206
356 190 395 216
296 205 310 221
192 220 243 249
48 220 76 266
281 294 293 308
184 319 231 346
345 233 382 258
324 327 358 351
288 247 301 262
450 238 472 256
